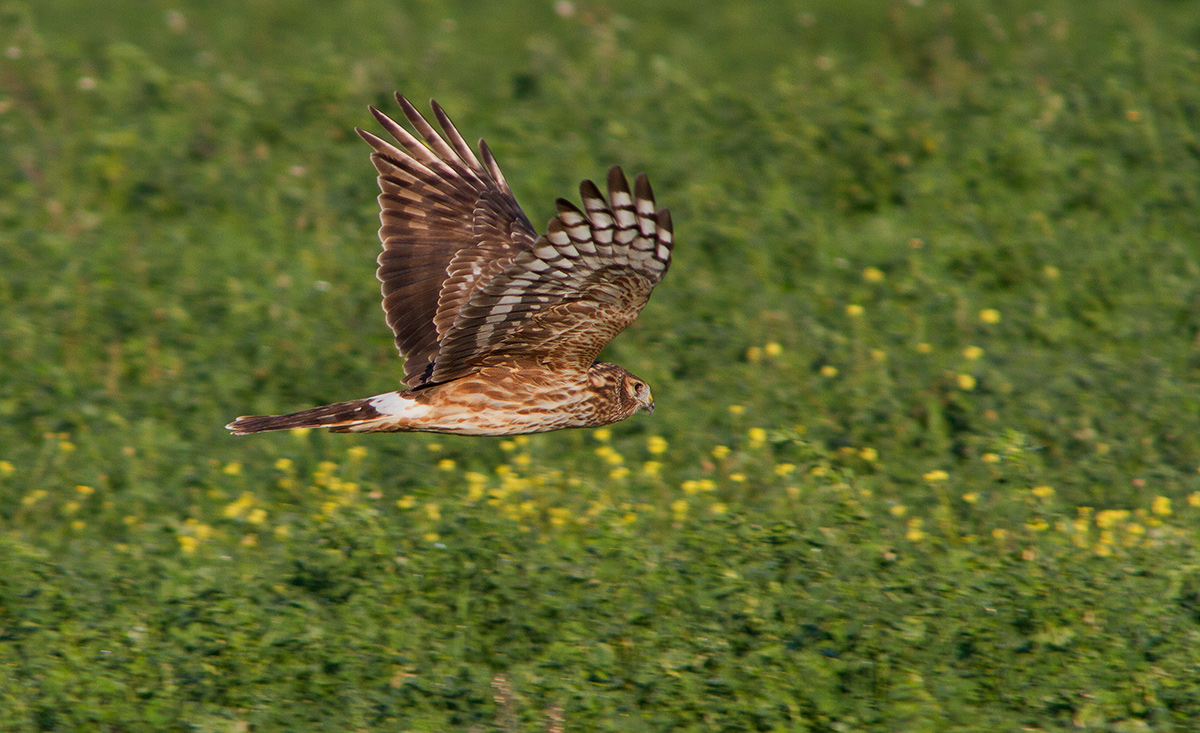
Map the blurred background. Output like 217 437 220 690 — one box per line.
4 0 1200 729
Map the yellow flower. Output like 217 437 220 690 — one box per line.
642 461 662 476
289 427 311 437
1189 492 1200 507
347 446 368 461
500 440 516 452
1025 518 1048 531
274 458 293 472
906 518 925 541
223 492 255 519
764 342 783 357
646 436 668 455
992 528 1007 540
396 495 416 509
1043 265 1060 279
1095 509 1130 529
593 428 612 442
438 458 456 471
58 441 76 453
1031 485 1055 499
513 453 532 466
62 500 81 514
981 453 1000 464
247 508 267 525
178 536 198 554
962 492 979 503
1152 495 1171 516
820 365 839 377
222 461 242 476
729 473 747 483
747 428 767 447
728 405 745 416
746 346 763 363
774 463 796 477
671 499 689 518
71 520 85 531
609 466 630 480
956 374 977 390
962 345 984 360
75 484 94 495
862 267 884 283
711 445 731 459
923 470 949 483
859 447 878 462
426 442 443 452
979 308 1001 324
0 460 14 475
424 503 441 520
845 304 864 317
915 342 933 354
274 524 291 538
710 502 728 515
890 504 908 517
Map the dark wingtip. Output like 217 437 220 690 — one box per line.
607 166 629 194
634 173 653 202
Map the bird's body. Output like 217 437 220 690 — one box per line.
227 94 672 437
229 362 645 436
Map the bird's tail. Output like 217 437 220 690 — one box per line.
226 398 386 435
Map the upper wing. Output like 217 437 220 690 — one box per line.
356 94 538 388
425 166 674 384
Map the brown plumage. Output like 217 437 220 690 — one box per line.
226 94 673 437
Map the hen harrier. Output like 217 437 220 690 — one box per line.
226 94 673 436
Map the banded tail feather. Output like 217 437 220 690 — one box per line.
226 397 384 435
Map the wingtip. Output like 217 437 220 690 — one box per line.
634 172 653 202
607 166 630 194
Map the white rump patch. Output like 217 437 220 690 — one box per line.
370 392 432 419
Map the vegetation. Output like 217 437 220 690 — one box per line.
3 0 1200 729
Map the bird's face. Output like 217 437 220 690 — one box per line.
624 375 655 415
588 362 655 418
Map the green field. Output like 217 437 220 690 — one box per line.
4 0 1200 729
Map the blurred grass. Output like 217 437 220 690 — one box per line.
4 0 1200 729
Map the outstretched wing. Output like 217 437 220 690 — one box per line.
426 166 674 384
356 94 538 388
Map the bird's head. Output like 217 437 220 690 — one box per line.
589 362 655 419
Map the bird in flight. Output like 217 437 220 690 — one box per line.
227 94 673 436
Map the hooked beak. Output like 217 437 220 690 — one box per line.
643 395 655 414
